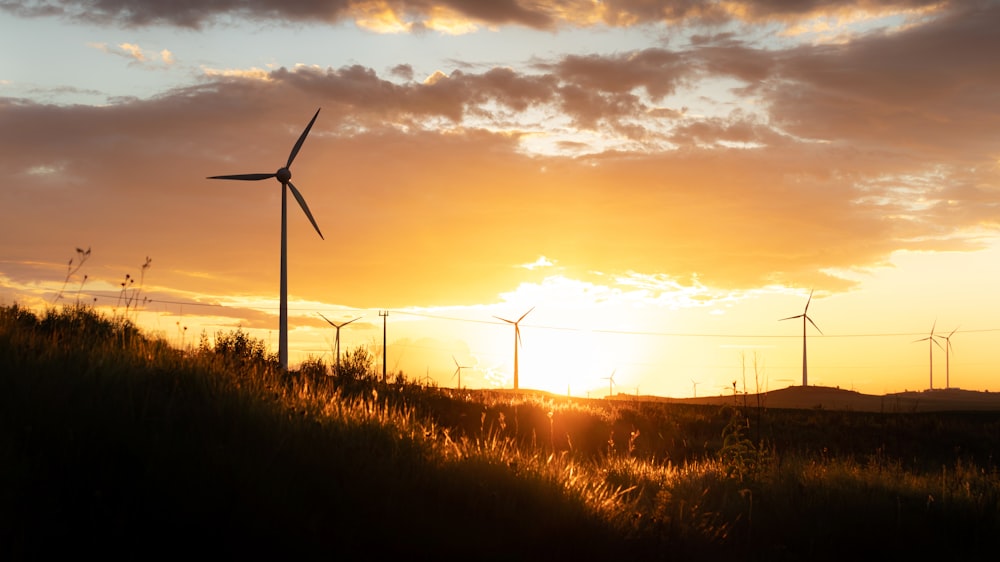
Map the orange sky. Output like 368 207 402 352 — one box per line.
2 1 999 397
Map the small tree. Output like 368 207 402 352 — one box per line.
297 355 329 383
337 345 375 384
201 327 277 369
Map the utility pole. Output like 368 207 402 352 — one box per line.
379 310 388 383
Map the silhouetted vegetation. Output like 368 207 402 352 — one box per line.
3 303 999 560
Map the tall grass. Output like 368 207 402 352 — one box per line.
0 304 639 559
3 303 999 560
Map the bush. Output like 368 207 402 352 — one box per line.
336 346 375 384
199 327 277 370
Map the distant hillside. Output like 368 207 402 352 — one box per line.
644 385 1000 413
466 385 1000 413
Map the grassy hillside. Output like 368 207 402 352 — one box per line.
3 304 1000 560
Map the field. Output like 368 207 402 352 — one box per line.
3 304 1000 560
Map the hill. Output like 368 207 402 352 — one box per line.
647 385 1000 412
482 385 1000 413
4 305 1000 560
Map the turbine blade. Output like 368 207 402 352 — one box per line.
494 316 514 324
287 108 321 168
806 316 823 335
287 181 324 240
518 306 535 323
515 325 523 348
779 314 803 322
804 289 814 312
207 173 276 181
344 317 361 326
318 312 335 326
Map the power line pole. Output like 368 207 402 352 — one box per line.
379 310 388 383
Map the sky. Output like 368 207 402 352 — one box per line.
2 0 999 399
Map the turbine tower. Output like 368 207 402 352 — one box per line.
602 369 617 399
318 312 361 374
494 307 534 390
913 320 943 390
779 289 822 386
208 108 324 371
452 355 470 389
940 327 958 389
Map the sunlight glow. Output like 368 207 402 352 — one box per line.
353 1 413 34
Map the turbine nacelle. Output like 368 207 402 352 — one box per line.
276 167 292 183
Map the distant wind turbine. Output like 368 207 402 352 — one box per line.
451 355 470 389
494 307 534 390
914 320 944 390
692 379 701 398
779 289 822 386
318 313 361 374
602 369 617 399
208 108 324 371
940 327 958 389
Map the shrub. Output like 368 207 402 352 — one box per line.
200 327 277 370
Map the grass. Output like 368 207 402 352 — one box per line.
3 303 1000 560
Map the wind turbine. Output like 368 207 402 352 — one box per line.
692 379 700 398
939 327 958 389
913 320 944 390
602 369 617 399
208 108 325 371
779 289 822 386
451 355 470 389
494 306 534 390
318 312 361 374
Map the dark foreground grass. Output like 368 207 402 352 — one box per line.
0 305 640 560
3 303 1000 561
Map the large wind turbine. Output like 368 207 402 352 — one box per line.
602 369 617 399
913 320 944 390
940 327 958 389
318 312 361 374
494 307 534 390
451 355 470 390
915 321 944 390
779 289 822 387
208 108 324 371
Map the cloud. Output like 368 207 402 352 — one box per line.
118 42 145 61
87 41 175 67
200 66 272 81
520 257 555 270
0 0 952 30
3 5 999 309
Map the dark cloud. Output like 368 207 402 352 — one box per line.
547 49 689 100
389 63 415 81
758 1 1000 162
0 0 956 29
